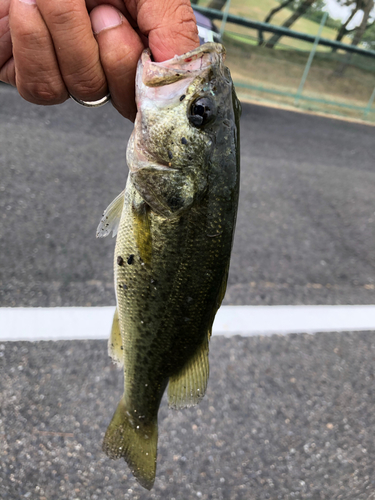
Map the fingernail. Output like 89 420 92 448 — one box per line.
91 7 122 35
19 0 37 4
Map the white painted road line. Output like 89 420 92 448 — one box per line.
1 305 375 342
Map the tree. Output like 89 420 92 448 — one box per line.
206 0 227 10
350 0 374 44
334 0 375 74
333 0 373 47
362 18 375 48
264 0 315 48
258 0 295 45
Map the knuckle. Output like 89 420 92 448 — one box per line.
18 80 67 105
158 2 199 46
43 0 81 26
65 64 107 101
0 60 16 87
167 2 197 28
102 46 127 71
12 21 35 43
173 18 199 42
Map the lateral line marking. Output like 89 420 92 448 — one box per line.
1 305 375 341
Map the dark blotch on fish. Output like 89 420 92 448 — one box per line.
117 256 124 266
179 94 186 101
168 151 173 160
181 137 188 145
127 255 134 265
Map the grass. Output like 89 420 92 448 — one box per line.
195 0 375 121
222 33 375 122
198 0 353 50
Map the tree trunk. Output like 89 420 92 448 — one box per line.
206 0 227 10
265 0 315 49
258 0 295 46
350 0 374 46
334 0 374 75
332 5 359 51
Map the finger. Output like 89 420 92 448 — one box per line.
136 0 200 62
9 0 68 104
87 0 139 32
0 57 16 87
90 5 144 121
86 0 128 16
0 0 14 84
36 0 107 102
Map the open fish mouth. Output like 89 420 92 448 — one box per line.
130 42 227 173
139 42 226 88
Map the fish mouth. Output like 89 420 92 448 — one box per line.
140 42 225 88
130 43 225 173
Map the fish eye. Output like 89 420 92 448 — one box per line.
188 97 216 128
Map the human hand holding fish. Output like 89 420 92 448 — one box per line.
1 0 241 490
0 0 199 120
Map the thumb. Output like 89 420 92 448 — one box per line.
136 0 200 62
90 4 144 121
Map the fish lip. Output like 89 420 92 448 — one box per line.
141 42 225 88
130 43 224 173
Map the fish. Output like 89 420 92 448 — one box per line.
96 42 241 490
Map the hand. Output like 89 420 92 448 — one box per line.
0 0 199 120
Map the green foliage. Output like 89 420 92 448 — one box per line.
362 22 375 48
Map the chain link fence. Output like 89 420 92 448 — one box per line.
195 2 375 122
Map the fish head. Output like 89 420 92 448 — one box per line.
128 42 238 171
127 43 240 217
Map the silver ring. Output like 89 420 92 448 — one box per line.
70 92 111 108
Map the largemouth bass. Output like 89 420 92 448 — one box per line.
97 42 240 490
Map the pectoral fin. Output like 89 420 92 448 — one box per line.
108 308 124 367
97 190 125 238
168 337 209 409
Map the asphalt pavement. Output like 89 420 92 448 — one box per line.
1 84 375 499
2 333 375 500
1 83 375 307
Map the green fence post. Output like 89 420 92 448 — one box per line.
364 86 375 118
294 11 328 106
219 0 232 39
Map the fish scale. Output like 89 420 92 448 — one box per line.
97 42 240 490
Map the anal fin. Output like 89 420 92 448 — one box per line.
108 308 124 367
168 337 209 409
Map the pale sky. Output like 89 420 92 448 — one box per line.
323 0 372 28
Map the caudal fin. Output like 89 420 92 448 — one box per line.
102 396 158 490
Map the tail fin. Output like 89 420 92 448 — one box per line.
102 396 158 490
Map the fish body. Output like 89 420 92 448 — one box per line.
97 42 241 489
